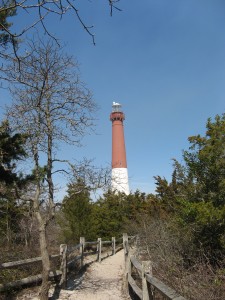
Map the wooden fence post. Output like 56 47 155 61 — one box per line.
112 237 116 255
142 261 152 300
123 249 131 295
80 237 85 268
97 238 102 262
123 233 129 256
59 244 67 288
123 233 131 295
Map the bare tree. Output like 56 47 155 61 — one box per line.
4 38 101 299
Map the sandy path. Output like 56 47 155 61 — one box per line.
17 250 128 300
56 250 128 300
50 250 128 300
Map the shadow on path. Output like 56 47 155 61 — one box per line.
49 252 114 300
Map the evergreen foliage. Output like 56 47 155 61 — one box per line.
0 120 27 186
154 114 225 262
0 120 27 246
59 186 155 242
60 179 95 243
93 191 126 239
0 1 17 48
183 114 225 206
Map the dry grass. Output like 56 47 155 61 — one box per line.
0 218 62 297
126 216 225 300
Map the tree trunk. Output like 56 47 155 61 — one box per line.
38 220 51 300
33 180 51 300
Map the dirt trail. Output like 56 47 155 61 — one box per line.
17 250 128 300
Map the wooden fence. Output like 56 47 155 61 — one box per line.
0 236 123 292
0 234 187 300
123 233 187 300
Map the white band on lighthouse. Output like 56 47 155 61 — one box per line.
111 168 129 195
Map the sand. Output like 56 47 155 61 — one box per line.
17 250 129 300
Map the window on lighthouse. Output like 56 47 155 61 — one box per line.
112 101 121 112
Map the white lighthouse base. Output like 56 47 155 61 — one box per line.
111 168 130 195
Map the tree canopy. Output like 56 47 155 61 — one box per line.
0 120 28 246
154 114 225 262
61 179 95 243
0 120 26 186
0 1 17 48
183 114 225 206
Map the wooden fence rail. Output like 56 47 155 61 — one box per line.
0 236 122 292
1 233 187 300
123 233 186 300
0 255 60 270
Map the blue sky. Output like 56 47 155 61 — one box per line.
1 0 225 197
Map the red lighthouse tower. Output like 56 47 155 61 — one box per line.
110 102 129 195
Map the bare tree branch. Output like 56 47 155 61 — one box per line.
0 0 122 53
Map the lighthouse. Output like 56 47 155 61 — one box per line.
110 102 129 195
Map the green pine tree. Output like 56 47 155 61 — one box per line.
60 179 95 243
154 114 225 262
0 1 17 48
0 120 27 245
